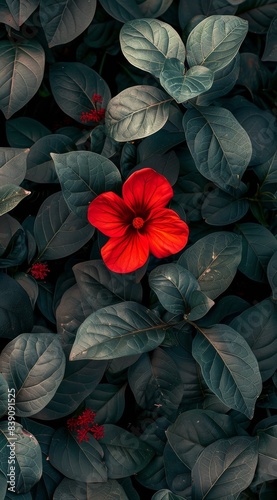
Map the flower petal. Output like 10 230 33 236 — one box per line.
123 168 173 213
101 230 149 273
145 208 189 258
88 192 132 237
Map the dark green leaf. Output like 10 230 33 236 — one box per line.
0 148 28 185
201 185 249 225
0 374 8 418
49 427 107 482
105 85 172 141
149 263 214 319
53 477 128 499
160 59 214 103
5 117 50 148
52 151 121 219
34 191 94 260
5 0 39 28
100 1 174 24
254 423 277 485
0 184 30 216
56 284 93 336
0 273 33 339
99 424 155 478
0 421 42 494
192 324 262 418
0 40 45 119
267 250 277 298
192 436 258 499
128 348 183 419
164 442 191 498
120 18 185 78
230 298 277 381
70 301 166 361
186 15 248 71
178 0 236 29
26 134 74 184
183 106 252 190
13 272 38 309
0 229 27 268
237 0 277 33
262 15 277 61
196 54 240 106
166 409 246 469
40 0 97 47
235 222 277 282
152 490 187 500
136 454 166 490
85 383 127 424
178 231 242 299
49 62 111 123
0 333 66 417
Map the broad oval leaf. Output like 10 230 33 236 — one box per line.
178 0 236 29
33 191 95 260
201 185 249 225
0 421 42 494
0 148 28 185
267 250 277 299
0 184 30 216
152 491 185 500
52 151 122 219
0 333 66 417
99 424 155 478
49 427 107 482
5 117 51 148
230 298 277 381
69 301 166 361
196 54 240 106
192 324 262 418
186 15 248 71
49 62 110 123
40 0 97 47
0 39 45 119
105 85 172 141
100 0 173 22
262 15 277 61
0 273 33 339
192 436 258 499
166 409 246 469
160 60 214 103
178 231 242 300
235 222 277 282
5 0 39 28
128 348 183 419
183 105 252 190
0 374 8 418
53 477 128 500
85 383 127 424
237 0 277 33
120 18 185 78
149 263 214 319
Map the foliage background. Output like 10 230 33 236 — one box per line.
0 0 277 499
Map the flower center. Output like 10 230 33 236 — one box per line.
132 217 144 229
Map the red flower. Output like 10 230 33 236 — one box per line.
88 168 189 273
67 408 104 443
80 93 105 123
29 262 50 280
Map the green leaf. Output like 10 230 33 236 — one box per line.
0 148 28 185
166 409 246 469
152 490 188 500
192 436 258 499
49 62 110 123
267 250 277 299
196 54 240 106
0 333 66 417
4 0 39 28
69 301 166 361
105 85 172 141
160 59 214 103
49 427 107 482
0 273 33 339
262 15 277 61
186 15 248 71
34 191 94 260
40 0 97 47
26 135 75 184
230 298 277 381
0 374 8 418
52 151 121 219
149 263 214 320
192 324 262 418
237 0 277 33
85 383 127 424
183 105 252 190
120 18 186 78
0 184 30 216
254 422 277 485
53 478 128 500
201 185 249 225
178 231 242 300
0 40 45 119
128 348 183 419
99 424 155 478
100 0 174 22
5 118 51 148
235 222 277 282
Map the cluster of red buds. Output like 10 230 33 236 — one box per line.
67 408 104 443
29 262 50 280
80 93 106 124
